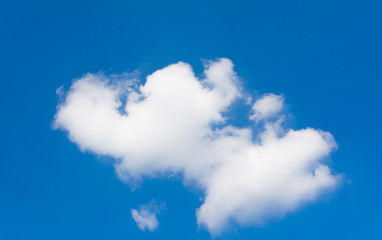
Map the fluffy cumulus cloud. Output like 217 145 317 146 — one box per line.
250 93 284 121
54 58 341 234
131 200 165 231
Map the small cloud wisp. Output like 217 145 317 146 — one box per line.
131 200 165 232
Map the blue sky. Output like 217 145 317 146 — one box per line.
1 0 381 239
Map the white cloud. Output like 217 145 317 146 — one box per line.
250 93 284 121
54 58 341 234
131 200 165 231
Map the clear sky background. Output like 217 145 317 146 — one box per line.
1 0 381 239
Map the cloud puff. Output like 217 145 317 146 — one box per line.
131 200 165 231
250 93 284 121
54 58 341 234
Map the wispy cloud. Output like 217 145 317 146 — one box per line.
131 200 165 232
250 93 284 122
54 58 341 234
